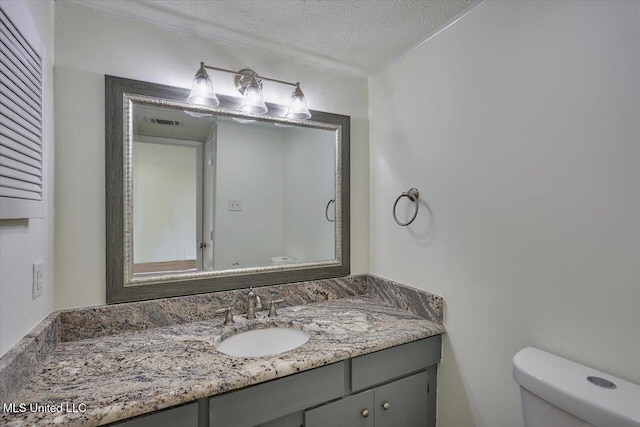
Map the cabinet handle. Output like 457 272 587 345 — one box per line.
361 409 369 418
383 402 391 410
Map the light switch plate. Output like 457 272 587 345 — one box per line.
32 261 43 299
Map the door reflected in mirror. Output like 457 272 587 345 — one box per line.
131 103 336 277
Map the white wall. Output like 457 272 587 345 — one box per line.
53 1 369 308
133 141 197 263
283 127 335 262
214 122 286 269
369 2 640 426
214 122 335 269
0 0 55 356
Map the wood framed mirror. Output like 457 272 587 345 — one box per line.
105 76 349 303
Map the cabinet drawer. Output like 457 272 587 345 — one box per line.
210 361 345 427
351 335 441 392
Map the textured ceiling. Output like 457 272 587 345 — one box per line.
69 0 478 76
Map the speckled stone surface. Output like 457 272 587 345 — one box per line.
60 275 368 342
0 275 444 426
0 313 60 405
367 275 444 323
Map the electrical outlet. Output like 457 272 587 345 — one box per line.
32 262 43 300
228 199 243 211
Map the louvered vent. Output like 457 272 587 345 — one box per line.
0 6 43 219
147 117 182 126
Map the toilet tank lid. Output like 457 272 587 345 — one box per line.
513 347 640 427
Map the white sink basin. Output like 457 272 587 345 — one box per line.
217 327 310 357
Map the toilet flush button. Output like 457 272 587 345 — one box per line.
587 376 617 389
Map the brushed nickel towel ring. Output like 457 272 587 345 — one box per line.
393 188 419 226
325 199 336 222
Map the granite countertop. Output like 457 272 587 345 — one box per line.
0 276 445 426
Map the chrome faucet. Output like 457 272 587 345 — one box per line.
246 288 262 319
215 306 234 325
268 296 285 317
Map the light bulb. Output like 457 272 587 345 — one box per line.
188 63 219 107
285 84 311 120
241 77 268 114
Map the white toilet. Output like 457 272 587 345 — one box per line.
513 347 640 427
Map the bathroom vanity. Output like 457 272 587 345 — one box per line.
0 276 444 427
119 336 440 427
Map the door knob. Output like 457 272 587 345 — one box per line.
383 402 390 410
361 409 369 418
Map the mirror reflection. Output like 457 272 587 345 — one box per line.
131 103 336 276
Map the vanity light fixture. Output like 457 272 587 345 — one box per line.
188 62 312 119
187 63 219 107
286 84 311 119
240 74 268 114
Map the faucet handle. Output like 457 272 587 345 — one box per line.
215 307 234 325
268 298 285 317
247 287 262 310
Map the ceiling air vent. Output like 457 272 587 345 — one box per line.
146 117 183 126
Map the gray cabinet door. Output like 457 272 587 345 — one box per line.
259 411 303 427
373 371 429 427
305 390 374 427
112 403 198 427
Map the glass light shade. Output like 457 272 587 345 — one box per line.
188 73 219 107
241 77 268 114
285 85 311 120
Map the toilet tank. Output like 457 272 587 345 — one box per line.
513 347 640 427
